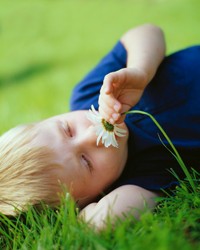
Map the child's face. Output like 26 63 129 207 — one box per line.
32 110 128 206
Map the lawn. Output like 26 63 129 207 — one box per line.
0 0 200 249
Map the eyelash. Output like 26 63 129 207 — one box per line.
67 125 72 137
82 155 93 172
63 122 72 137
68 126 72 137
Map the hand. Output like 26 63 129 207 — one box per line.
98 68 148 124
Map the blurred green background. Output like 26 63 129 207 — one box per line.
0 0 200 133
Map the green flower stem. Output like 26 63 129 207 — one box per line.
124 110 196 193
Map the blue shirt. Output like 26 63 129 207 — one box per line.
70 41 200 191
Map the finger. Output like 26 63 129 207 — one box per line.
103 71 121 94
99 90 122 111
98 97 114 119
115 113 126 124
99 105 120 125
103 74 114 94
98 93 122 121
99 96 121 124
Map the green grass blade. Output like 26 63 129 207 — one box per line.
124 110 196 192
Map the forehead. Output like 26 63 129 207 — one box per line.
44 110 88 123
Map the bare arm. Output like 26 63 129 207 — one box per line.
121 23 166 83
79 185 160 230
99 24 166 124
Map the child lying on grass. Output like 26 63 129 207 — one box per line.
0 24 200 230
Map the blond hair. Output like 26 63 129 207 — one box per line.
0 124 62 216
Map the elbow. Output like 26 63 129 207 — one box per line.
141 23 165 37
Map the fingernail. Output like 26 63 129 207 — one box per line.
112 113 119 121
109 118 114 124
114 104 120 112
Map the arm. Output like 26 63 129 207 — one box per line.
79 185 160 230
98 24 166 124
121 23 166 82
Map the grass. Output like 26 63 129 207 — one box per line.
0 182 200 249
1 0 200 249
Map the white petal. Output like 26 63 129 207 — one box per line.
102 130 109 140
87 105 124 148
86 111 96 123
114 126 127 134
95 126 102 135
91 105 101 117
114 127 126 137
115 130 126 137
110 133 118 148
97 129 104 146
102 131 110 146
104 137 111 147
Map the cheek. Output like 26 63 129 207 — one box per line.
106 147 127 175
96 150 124 179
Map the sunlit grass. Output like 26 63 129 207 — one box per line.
0 181 200 249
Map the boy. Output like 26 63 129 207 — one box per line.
0 24 199 230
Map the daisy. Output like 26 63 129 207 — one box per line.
86 105 127 148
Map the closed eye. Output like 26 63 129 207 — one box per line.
62 121 72 137
81 155 93 173
67 123 72 137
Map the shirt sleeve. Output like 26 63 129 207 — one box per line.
70 41 127 111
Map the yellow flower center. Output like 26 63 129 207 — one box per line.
101 119 114 132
